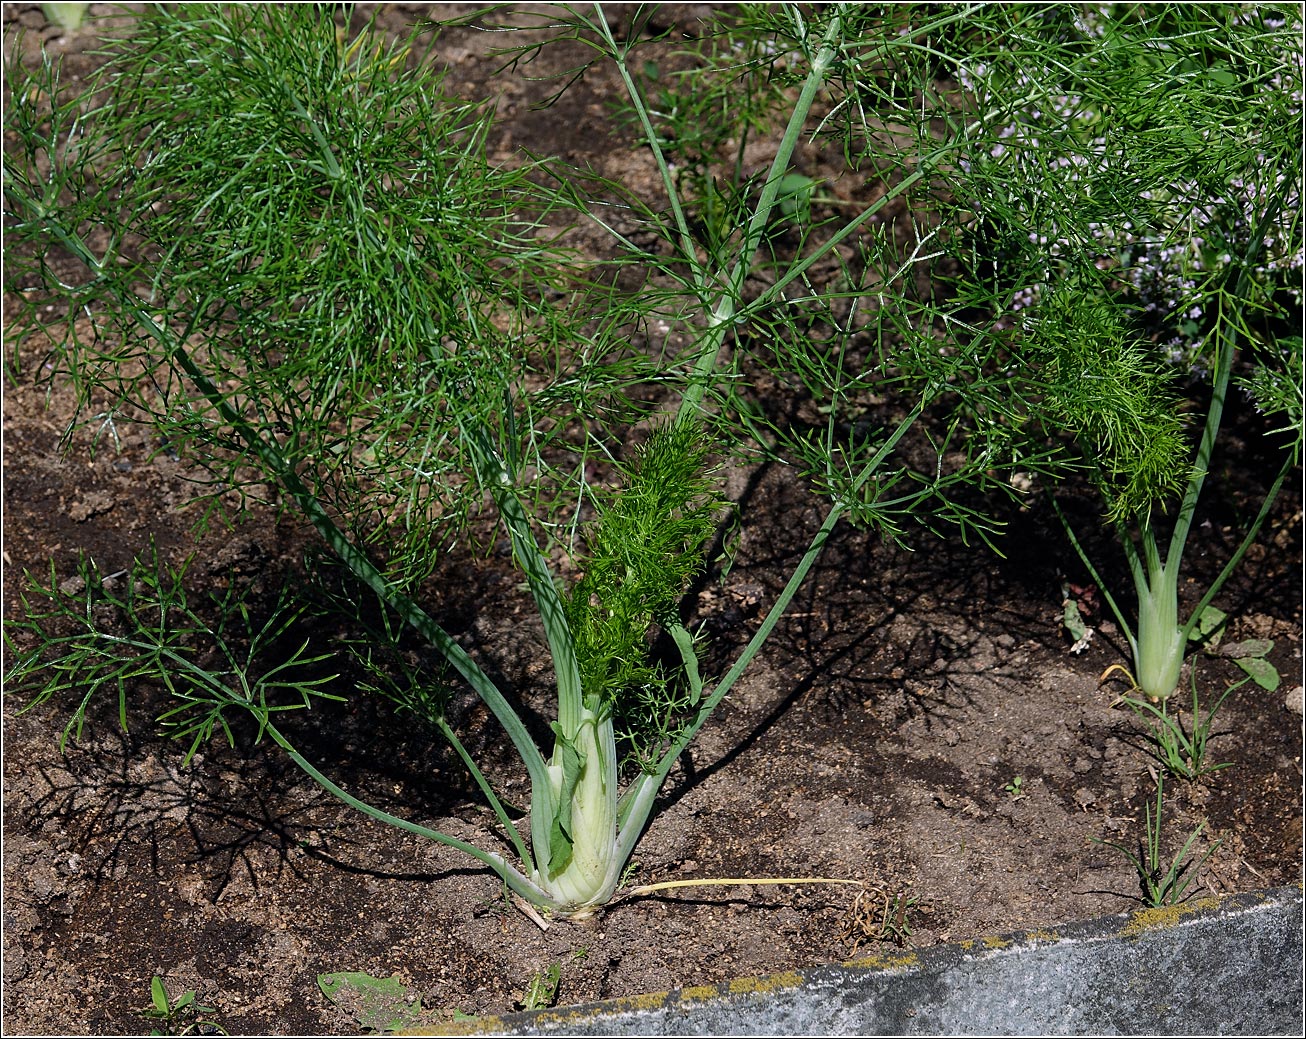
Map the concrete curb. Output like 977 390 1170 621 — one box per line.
414 886 1303 1036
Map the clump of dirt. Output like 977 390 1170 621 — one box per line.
3 4 1301 1035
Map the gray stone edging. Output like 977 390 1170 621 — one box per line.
412 886 1303 1036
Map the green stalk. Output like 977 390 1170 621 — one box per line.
597 3 853 424
678 6 849 420
593 3 704 296
725 7 846 299
1051 496 1136 651
433 716 534 874
472 432 584 737
611 499 845 879
463 421 628 908
1127 205 1282 700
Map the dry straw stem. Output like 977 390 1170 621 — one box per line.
628 876 865 897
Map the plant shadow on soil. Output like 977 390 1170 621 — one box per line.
3 4 1302 1035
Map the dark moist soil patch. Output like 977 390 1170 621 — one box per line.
3 5 1302 1035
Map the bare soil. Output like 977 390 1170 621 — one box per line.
3 5 1302 1035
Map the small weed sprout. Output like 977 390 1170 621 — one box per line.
840 885 921 950
518 963 562 1012
139 976 227 1038
1116 666 1237 782
1094 772 1221 908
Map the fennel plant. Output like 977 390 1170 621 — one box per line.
6 4 1021 915
939 3 1303 701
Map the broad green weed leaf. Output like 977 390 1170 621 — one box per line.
317 971 423 1033
1221 638 1275 660
150 976 169 1014
1234 655 1280 692
1190 606 1227 645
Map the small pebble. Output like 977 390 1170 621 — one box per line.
58 575 86 596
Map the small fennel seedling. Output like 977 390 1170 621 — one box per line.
1093 771 1221 908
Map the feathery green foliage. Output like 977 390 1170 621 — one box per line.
567 421 721 711
1033 287 1191 527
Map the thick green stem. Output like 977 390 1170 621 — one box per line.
1128 203 1285 700
1132 524 1185 700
